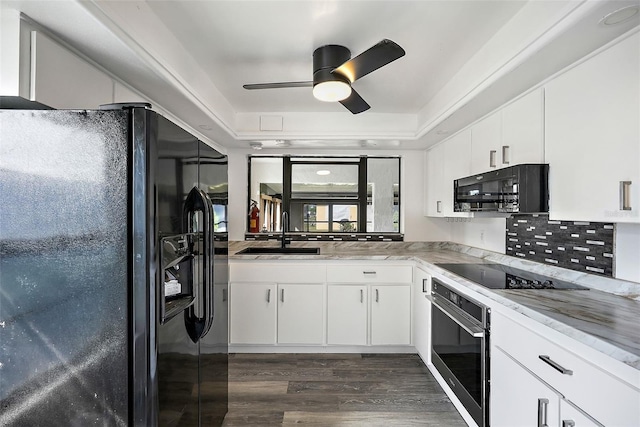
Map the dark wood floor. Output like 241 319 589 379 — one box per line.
222 353 466 426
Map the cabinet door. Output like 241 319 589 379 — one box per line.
443 129 472 216
471 111 501 174
425 144 445 217
277 284 324 344
371 285 411 345
413 269 431 361
229 283 276 344
502 88 544 166
560 400 602 427
327 285 367 345
491 346 560 427
545 33 639 223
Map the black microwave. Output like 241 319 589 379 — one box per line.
454 164 549 213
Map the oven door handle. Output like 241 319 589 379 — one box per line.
428 295 485 338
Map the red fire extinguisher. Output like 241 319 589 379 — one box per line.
249 200 260 233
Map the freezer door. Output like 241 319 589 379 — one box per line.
0 110 130 425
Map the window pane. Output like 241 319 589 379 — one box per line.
291 163 358 199
249 157 283 232
367 158 400 232
332 204 358 232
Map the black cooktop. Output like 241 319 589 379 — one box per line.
435 263 589 290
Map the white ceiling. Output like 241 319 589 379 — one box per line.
3 0 639 151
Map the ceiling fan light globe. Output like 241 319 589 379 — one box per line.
313 81 352 102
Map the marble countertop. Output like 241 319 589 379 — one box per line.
229 241 640 371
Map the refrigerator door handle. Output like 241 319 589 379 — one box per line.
183 186 215 343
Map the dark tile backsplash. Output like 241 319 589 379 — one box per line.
506 214 614 277
245 233 404 242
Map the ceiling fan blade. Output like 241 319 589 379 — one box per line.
340 89 370 114
333 39 405 83
243 81 313 90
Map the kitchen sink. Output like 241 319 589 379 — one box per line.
235 247 320 255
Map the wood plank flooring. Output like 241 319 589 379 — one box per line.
222 353 466 426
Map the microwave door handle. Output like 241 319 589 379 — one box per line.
428 295 485 338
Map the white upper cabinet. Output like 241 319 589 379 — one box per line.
424 129 471 217
424 143 445 217
545 32 639 223
471 88 545 175
471 110 502 174
501 88 545 166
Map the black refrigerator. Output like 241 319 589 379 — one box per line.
0 106 229 426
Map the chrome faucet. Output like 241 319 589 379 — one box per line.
281 211 289 248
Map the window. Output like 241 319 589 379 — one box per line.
248 156 400 234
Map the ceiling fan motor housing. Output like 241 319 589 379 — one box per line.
313 44 351 86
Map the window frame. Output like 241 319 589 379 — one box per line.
248 155 400 234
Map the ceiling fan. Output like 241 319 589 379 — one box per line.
243 39 405 114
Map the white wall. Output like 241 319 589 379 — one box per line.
449 217 506 254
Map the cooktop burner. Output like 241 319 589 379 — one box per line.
435 263 589 290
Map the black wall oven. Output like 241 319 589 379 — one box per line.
429 279 490 427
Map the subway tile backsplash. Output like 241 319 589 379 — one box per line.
506 214 614 277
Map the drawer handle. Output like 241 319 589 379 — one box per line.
539 355 573 375
537 398 549 427
363 271 377 275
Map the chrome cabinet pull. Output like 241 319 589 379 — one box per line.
537 398 549 427
363 271 377 275
436 200 442 213
222 288 227 302
281 288 285 303
502 145 510 164
267 288 271 303
489 150 497 168
360 289 364 303
562 421 576 427
620 181 632 211
539 355 573 375
375 288 379 303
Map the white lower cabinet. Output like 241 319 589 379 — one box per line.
327 283 411 346
327 285 367 345
229 282 276 344
230 282 323 345
492 346 561 427
492 346 602 427
492 310 639 427
371 284 411 345
413 268 431 361
277 284 323 344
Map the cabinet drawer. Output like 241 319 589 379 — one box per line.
326 264 412 283
230 262 326 283
493 311 640 426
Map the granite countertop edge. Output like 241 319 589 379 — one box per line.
228 241 640 371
